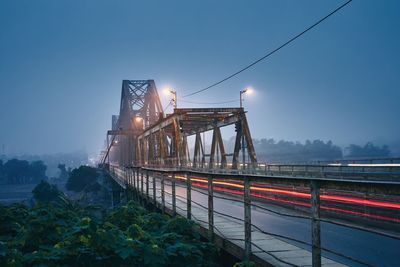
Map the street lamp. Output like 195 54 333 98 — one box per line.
240 87 252 108
239 87 252 170
134 116 143 130
164 88 177 109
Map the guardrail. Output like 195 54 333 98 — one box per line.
137 161 400 182
107 164 400 267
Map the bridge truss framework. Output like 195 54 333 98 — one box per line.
102 79 257 170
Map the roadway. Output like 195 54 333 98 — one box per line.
152 178 400 267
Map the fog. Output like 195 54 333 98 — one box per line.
1 0 399 156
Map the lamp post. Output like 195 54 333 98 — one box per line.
239 88 251 170
164 88 177 109
240 88 248 109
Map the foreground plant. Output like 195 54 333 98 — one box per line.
0 201 219 267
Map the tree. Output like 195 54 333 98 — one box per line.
1 159 48 184
252 138 343 162
30 161 47 183
346 142 391 158
3 159 30 184
32 180 61 203
66 166 98 192
58 164 69 180
84 181 102 194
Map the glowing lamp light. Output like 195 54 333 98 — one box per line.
244 87 253 94
163 87 174 95
163 87 177 108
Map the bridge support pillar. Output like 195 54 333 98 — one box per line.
311 180 321 267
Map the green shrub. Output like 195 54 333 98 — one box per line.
0 201 219 267
32 180 61 203
66 166 98 192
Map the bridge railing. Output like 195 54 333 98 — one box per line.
106 164 400 267
140 160 400 181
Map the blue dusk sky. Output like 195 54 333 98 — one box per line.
0 0 399 155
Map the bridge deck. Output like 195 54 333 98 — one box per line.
109 167 347 267
161 183 345 267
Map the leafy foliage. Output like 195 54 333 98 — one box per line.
32 180 62 204
0 201 219 267
66 166 98 192
233 260 255 267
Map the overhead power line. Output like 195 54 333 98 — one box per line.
178 98 239 105
183 0 353 98
163 102 172 113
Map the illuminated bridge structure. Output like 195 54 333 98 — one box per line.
101 80 400 267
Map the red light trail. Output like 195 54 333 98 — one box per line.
177 175 400 223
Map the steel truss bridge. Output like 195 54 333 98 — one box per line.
101 80 400 267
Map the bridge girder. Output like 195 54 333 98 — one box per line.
102 80 164 166
102 81 258 170
137 108 257 169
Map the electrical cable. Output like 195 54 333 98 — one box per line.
183 0 353 98
162 102 172 113
177 98 239 105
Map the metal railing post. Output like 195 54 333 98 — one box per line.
187 173 192 220
161 173 165 213
136 168 140 196
133 168 136 192
130 169 134 200
244 176 251 260
141 171 144 196
311 180 321 267
124 168 129 201
208 174 214 241
172 173 176 216
152 172 156 207
146 171 149 203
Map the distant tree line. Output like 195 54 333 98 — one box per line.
345 142 390 158
0 150 88 178
251 139 343 163
0 159 47 184
231 138 393 163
